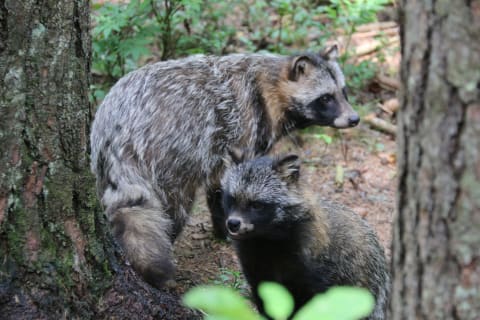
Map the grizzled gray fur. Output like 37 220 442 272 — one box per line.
221 153 390 319
90 46 359 288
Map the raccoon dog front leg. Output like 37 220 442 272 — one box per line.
206 187 227 239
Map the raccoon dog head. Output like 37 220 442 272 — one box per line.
285 45 359 129
221 151 306 240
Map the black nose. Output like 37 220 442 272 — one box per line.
226 218 241 233
348 114 360 127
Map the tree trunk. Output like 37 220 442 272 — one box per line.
0 1 103 317
391 1 480 319
0 1 197 318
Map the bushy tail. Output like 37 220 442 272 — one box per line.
110 205 175 288
368 272 390 320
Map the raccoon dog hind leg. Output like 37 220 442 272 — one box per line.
92 142 183 288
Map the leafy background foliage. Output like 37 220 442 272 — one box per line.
91 0 391 102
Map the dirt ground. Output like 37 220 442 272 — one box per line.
171 123 397 300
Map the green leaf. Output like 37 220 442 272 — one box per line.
183 286 259 320
294 286 375 320
93 89 106 100
258 282 294 320
313 133 332 145
375 143 385 152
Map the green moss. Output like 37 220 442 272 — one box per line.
56 251 76 289
43 173 75 217
6 203 28 265
0 152 113 317
38 226 58 261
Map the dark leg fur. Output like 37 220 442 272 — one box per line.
206 188 227 239
252 291 272 320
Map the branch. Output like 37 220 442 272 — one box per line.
378 98 400 114
375 73 400 91
364 113 397 135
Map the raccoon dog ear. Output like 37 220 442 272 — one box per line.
321 44 339 61
273 154 301 183
289 56 312 81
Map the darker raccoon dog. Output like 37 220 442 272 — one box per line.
221 152 390 319
90 46 359 288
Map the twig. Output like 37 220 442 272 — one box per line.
332 21 398 36
301 157 328 165
354 21 397 33
375 73 400 91
364 113 396 136
377 103 393 115
380 98 400 114
277 15 283 52
352 36 399 57
350 27 399 39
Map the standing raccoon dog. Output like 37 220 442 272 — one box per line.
90 46 359 288
221 153 390 319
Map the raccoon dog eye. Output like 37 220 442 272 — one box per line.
223 193 235 210
320 94 334 104
250 201 265 210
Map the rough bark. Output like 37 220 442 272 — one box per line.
391 1 480 319
0 1 103 318
0 1 197 318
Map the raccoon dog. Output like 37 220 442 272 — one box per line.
90 46 359 287
221 152 389 319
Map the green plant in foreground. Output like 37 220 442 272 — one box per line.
183 282 375 320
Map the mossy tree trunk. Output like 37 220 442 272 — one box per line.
0 0 113 318
0 1 195 319
391 1 480 319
